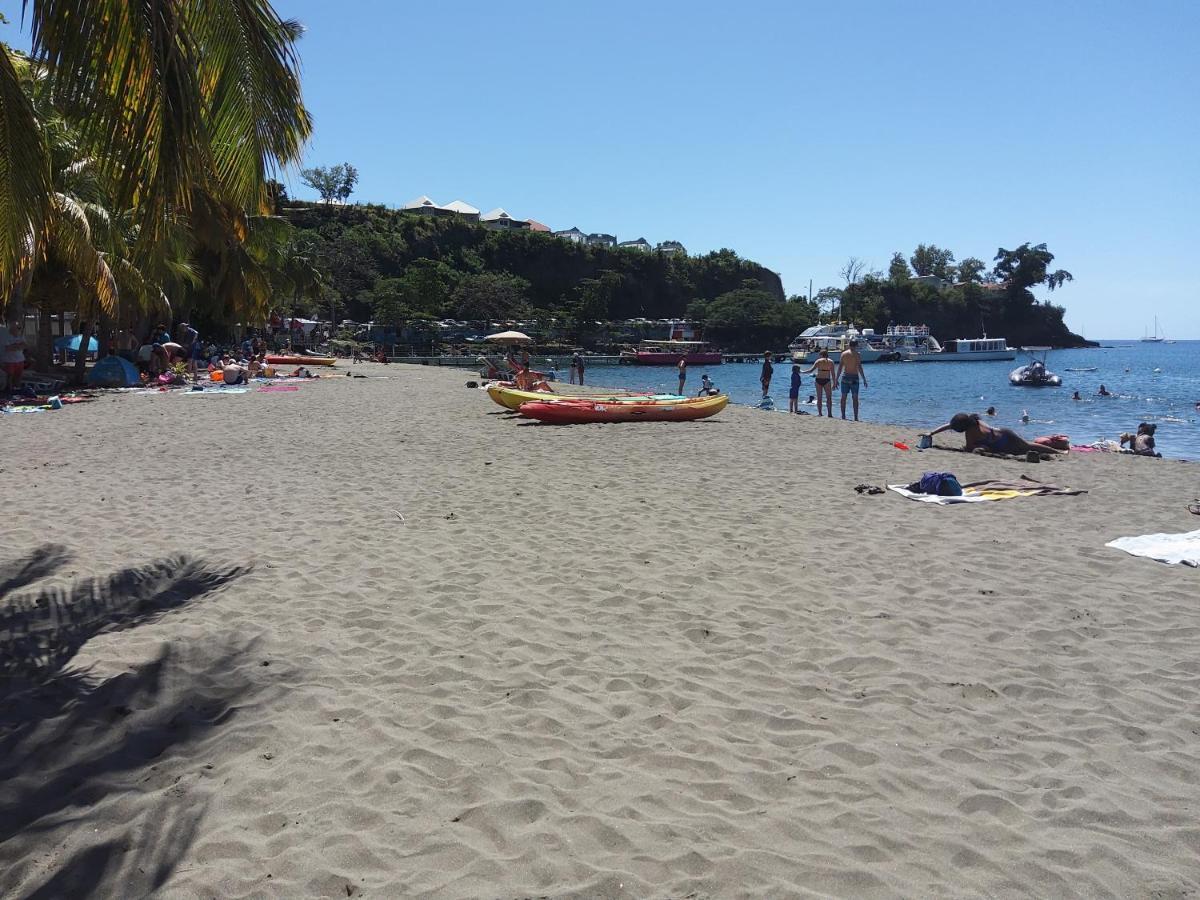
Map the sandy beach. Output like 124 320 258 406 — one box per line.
2 363 1199 899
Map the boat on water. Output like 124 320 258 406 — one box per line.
788 323 888 363
882 324 942 360
909 336 1016 362
1009 347 1063 387
486 385 683 411
1140 316 1166 343
618 339 722 366
519 394 729 424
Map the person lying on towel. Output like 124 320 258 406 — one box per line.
925 413 1066 456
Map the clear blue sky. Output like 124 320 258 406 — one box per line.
5 1 1198 338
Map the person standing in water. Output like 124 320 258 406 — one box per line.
677 355 687 395
760 351 774 399
835 339 868 421
788 364 802 414
800 350 836 416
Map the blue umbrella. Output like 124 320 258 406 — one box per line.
54 334 99 352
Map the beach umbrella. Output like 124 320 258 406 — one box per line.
484 330 532 343
54 334 99 352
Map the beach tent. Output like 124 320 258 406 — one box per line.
484 330 532 343
54 334 99 352
87 354 140 387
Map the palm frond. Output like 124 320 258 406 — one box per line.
46 193 118 314
0 48 50 302
189 0 311 214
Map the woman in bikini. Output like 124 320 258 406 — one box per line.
800 349 836 417
926 413 1066 455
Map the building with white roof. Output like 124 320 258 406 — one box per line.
402 195 440 215
439 200 481 221
481 208 529 231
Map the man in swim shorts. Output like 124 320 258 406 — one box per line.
836 339 868 421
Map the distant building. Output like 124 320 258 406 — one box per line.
554 226 587 245
912 274 944 290
439 199 481 221
587 233 617 248
656 240 686 257
481 208 529 231
402 195 440 215
618 237 651 252
526 220 551 233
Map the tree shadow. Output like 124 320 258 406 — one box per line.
0 552 254 898
0 543 71 597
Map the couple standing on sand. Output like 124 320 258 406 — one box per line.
795 340 869 420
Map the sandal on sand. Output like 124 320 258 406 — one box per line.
1189 502 1200 516
854 484 885 495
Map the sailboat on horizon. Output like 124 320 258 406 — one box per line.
1140 316 1166 343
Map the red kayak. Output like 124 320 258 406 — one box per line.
518 395 728 424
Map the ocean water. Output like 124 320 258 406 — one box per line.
583 341 1200 460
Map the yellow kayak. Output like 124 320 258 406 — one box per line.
487 385 687 411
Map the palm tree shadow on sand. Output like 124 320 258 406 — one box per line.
0 545 255 898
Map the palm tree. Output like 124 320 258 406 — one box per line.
0 0 311 330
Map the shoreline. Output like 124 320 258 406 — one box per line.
3 363 1199 898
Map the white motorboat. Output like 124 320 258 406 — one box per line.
910 336 1016 362
1009 347 1062 386
882 324 942 360
788 322 885 363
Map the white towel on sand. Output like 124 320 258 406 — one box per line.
1105 530 1200 567
887 485 988 504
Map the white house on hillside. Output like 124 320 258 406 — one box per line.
554 226 587 245
481 208 529 230
402 195 440 215
656 240 686 256
587 233 617 248
618 237 651 252
440 200 481 221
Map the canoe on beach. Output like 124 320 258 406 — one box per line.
266 355 337 367
486 384 684 411
518 394 729 424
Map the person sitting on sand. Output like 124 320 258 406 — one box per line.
800 350 835 417
222 356 248 385
925 412 1066 456
1098 384 1112 396
1120 422 1159 457
148 343 170 376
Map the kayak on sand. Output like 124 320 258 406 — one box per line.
266 355 337 367
486 384 684 411
518 395 729 424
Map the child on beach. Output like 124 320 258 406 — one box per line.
760 351 774 398
698 374 715 396
788 364 802 413
677 357 687 394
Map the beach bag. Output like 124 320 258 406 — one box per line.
910 471 964 496
1035 434 1070 450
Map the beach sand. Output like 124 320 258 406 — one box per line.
2 364 1199 898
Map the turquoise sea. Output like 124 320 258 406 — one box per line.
583 341 1200 460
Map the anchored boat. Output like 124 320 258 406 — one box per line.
1009 347 1063 387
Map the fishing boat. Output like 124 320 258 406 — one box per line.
909 336 1015 362
1009 347 1062 386
266 354 337 366
618 339 722 366
1140 317 1165 343
519 394 728 424
486 385 682 411
788 323 886 363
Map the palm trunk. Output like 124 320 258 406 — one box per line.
36 306 52 371
97 309 112 359
72 320 92 385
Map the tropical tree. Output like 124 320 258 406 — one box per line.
0 0 312 361
300 163 358 205
909 243 956 279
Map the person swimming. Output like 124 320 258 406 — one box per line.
925 413 1066 456
1072 390 1082 401
986 406 996 416
1098 384 1112 396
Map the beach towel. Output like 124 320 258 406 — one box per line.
889 476 1084 504
258 385 299 392
183 387 249 395
1106 529 1200 567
